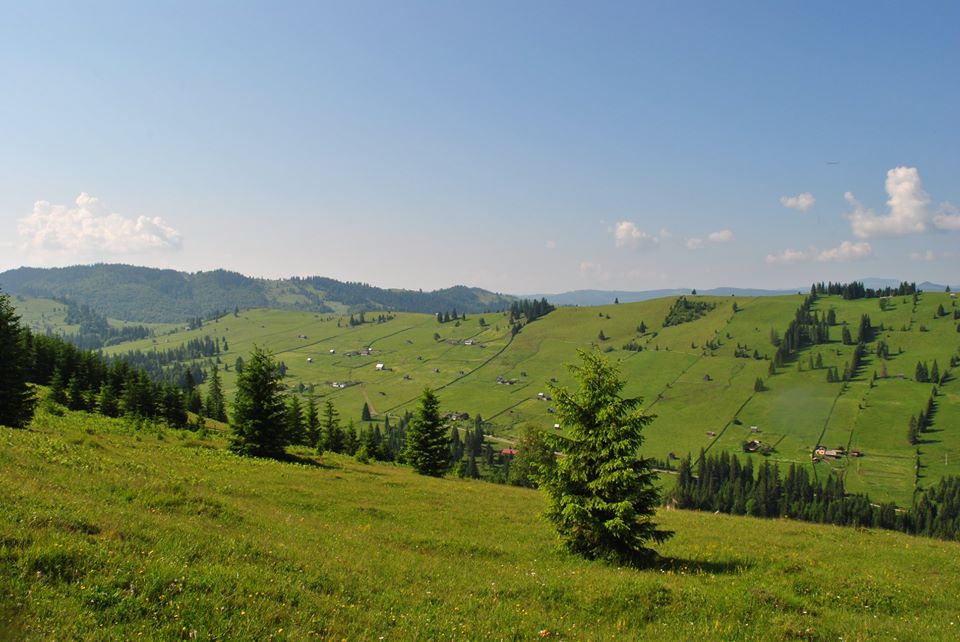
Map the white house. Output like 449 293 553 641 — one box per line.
375 363 385 371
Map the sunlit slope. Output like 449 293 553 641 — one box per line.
96 292 960 503
3 408 960 641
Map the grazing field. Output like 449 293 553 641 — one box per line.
3 406 960 641
17 290 960 504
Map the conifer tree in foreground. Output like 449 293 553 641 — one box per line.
404 387 447 476
540 348 672 566
0 291 36 428
229 346 288 458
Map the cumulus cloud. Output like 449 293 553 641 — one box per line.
816 241 872 262
847 167 931 238
686 238 704 250
579 260 599 276
765 248 813 265
766 241 872 264
933 202 960 231
910 249 936 261
18 193 182 256
545 239 557 250
780 192 816 211
613 221 659 248
708 229 734 243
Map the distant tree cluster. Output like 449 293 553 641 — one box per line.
508 298 555 324
60 300 151 349
436 309 465 324
811 281 917 300
915 360 942 384
662 297 715 327
671 451 960 541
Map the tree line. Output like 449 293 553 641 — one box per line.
811 280 918 300
670 450 960 541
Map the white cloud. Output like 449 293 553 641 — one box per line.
686 238 704 250
765 248 812 265
766 241 872 264
910 249 936 261
933 202 960 231
780 192 816 211
579 260 598 276
708 229 734 243
613 220 658 248
658 228 673 239
847 167 931 238
816 241 873 262
18 193 182 256
545 239 557 250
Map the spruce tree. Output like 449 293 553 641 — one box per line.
0 292 36 428
304 397 320 448
321 400 343 453
286 396 305 445
404 387 447 476
540 348 672 566
229 346 288 458
204 366 227 421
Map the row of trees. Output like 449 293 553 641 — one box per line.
671 450 960 540
811 281 917 300
0 291 197 430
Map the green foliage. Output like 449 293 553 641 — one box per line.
229 347 288 458
541 349 671 566
0 290 36 427
404 388 447 476
663 296 715 327
508 425 556 488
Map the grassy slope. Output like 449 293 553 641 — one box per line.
60 292 960 504
3 407 960 641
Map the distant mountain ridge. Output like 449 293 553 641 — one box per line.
523 286 802 307
527 280 958 307
0 264 516 323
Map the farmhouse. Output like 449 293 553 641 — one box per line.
814 446 846 458
375 363 385 371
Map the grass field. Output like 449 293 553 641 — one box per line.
3 406 960 641
16 291 960 504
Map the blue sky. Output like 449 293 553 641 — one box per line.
1 1 957 293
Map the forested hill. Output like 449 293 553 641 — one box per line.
0 264 516 322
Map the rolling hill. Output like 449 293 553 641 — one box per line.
3 405 959 640
22 285 948 506
0 264 516 323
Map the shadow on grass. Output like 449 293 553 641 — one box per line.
654 555 752 575
275 452 338 469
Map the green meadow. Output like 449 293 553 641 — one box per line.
17 290 960 504
3 405 960 641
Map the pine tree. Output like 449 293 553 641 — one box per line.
540 349 672 566
286 396 305 445
204 366 227 422
321 400 343 453
96 382 120 418
229 347 288 458
404 387 447 476
0 292 37 428
304 397 320 448
361 402 372 422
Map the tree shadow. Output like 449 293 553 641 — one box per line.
653 555 752 575
275 452 338 469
